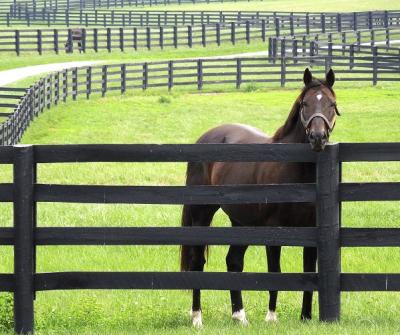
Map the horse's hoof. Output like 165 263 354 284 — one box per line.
301 314 312 322
265 310 278 323
190 310 203 328
232 309 249 326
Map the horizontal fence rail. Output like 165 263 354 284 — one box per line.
0 142 399 334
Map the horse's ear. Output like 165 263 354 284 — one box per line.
303 68 313 85
326 68 335 87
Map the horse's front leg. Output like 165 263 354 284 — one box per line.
301 246 317 320
226 245 249 325
266 245 281 322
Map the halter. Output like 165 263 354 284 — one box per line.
299 84 339 133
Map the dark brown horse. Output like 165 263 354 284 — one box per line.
180 68 340 327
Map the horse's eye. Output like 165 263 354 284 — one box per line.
331 102 336 107
302 102 308 107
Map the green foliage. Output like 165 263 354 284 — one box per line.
244 82 259 92
158 95 172 104
0 293 13 332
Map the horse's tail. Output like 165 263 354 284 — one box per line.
180 203 193 272
180 161 212 272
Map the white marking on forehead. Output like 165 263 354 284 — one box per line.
316 91 323 101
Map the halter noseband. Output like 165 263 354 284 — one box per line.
300 107 337 133
299 84 338 133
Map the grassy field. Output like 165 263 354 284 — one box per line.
0 82 399 334
0 0 399 333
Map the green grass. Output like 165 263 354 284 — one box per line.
0 82 399 334
0 40 268 72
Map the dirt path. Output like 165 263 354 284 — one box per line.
0 61 103 86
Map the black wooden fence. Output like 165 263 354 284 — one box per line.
3 20 400 55
2 22 268 54
5 9 400 28
0 142 400 334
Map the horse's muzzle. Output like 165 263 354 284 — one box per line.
308 131 328 152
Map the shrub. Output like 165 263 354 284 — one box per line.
158 96 171 104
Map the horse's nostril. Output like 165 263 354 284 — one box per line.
309 132 315 140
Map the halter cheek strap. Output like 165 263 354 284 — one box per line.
300 107 337 132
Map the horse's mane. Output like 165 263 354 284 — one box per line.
272 79 335 142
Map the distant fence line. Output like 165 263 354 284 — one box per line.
2 20 400 55
2 22 269 55
4 9 400 28
268 28 400 59
1 54 400 145
3 0 255 14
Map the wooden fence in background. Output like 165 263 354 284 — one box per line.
0 142 399 334
4 9 400 28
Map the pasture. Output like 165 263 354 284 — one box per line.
1 0 400 333
0 83 399 334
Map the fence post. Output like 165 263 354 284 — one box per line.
187 25 192 47
261 19 266 42
201 24 206 47
13 145 35 335
62 69 68 102
15 30 20 55
72 67 78 100
159 26 164 49
293 39 298 63
119 28 124 51
236 58 241 89
86 67 92 99
142 62 148 90
93 28 98 52
289 13 294 35
321 13 326 33
245 20 250 44
216 23 220 46
107 28 111 52
53 29 59 54
173 26 178 48
275 17 280 37
372 46 378 85
121 64 126 94
317 143 340 322
101 65 107 96
37 29 42 55
67 29 73 53
133 27 137 50
168 60 173 90
146 27 151 50
349 44 354 70
230 22 235 45
335 13 341 32
197 59 203 90
353 12 357 31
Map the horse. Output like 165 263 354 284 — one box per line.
65 28 83 53
180 68 340 327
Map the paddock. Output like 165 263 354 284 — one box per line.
0 1 400 334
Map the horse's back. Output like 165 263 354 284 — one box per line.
196 123 271 145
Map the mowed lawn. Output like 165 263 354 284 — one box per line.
0 83 399 334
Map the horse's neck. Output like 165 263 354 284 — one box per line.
276 117 308 144
268 118 315 183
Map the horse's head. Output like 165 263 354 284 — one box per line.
301 68 340 152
